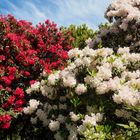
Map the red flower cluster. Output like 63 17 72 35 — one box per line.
0 114 12 129
0 15 74 129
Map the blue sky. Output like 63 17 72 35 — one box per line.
0 0 113 29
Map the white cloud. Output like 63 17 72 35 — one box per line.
1 0 113 29
3 0 49 24
50 0 113 28
25 2 46 19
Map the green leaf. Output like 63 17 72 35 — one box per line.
87 68 97 77
117 124 130 129
70 96 81 107
98 42 103 48
114 135 126 140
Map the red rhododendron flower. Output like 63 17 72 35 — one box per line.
1 122 11 129
0 114 12 129
1 76 12 86
15 99 24 106
8 75 15 81
7 95 16 105
14 107 23 112
24 71 30 76
0 55 5 61
5 87 12 92
8 67 17 74
0 84 3 90
28 59 35 65
3 114 12 121
14 87 24 96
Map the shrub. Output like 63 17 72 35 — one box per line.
62 24 95 49
24 46 140 139
89 0 140 53
0 15 73 129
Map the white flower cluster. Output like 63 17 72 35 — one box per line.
26 82 41 94
69 112 80 122
82 113 103 126
47 72 60 86
23 99 40 114
77 113 103 134
24 45 140 139
106 0 140 30
49 120 60 131
75 84 87 95
72 46 140 107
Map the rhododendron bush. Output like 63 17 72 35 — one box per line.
24 46 140 139
1 0 140 139
0 15 73 130
92 0 140 53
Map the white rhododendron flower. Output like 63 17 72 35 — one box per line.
26 82 41 93
113 86 140 106
70 112 80 122
26 88 32 94
118 47 130 54
62 76 76 88
29 99 40 108
47 72 59 85
127 53 140 62
96 48 113 57
82 113 103 126
74 58 83 67
75 84 87 95
112 58 125 70
49 120 60 131
96 82 110 95
82 46 95 56
31 82 41 91
97 65 112 80
23 99 40 114
82 57 91 66
68 48 82 58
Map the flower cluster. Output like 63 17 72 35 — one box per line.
23 99 40 115
0 114 12 129
106 0 140 30
88 0 140 53
0 15 73 129
24 45 140 139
